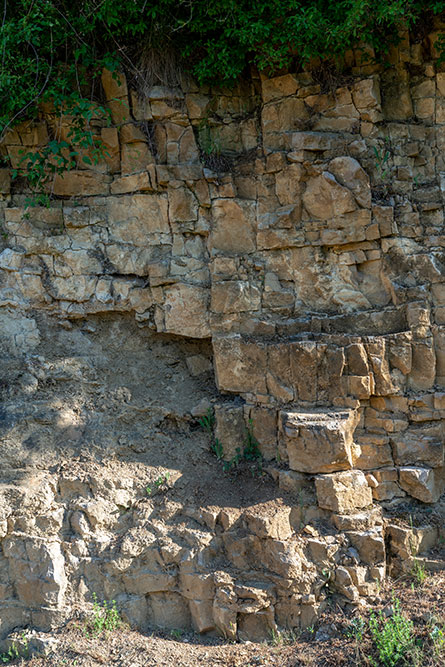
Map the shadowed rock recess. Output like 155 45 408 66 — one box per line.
1 29 445 644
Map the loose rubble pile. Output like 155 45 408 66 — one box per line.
0 22 444 644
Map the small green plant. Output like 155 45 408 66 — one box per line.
155 472 170 488
410 558 427 588
345 616 365 642
11 99 112 207
243 419 262 463
84 593 121 637
0 633 29 664
199 407 225 461
170 628 184 640
269 628 297 646
373 143 391 182
430 625 445 659
211 437 224 460
0 645 19 665
146 472 171 496
198 407 215 434
369 598 414 667
223 420 263 476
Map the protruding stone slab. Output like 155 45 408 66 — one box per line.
279 409 359 474
315 470 373 513
398 466 445 503
163 284 210 338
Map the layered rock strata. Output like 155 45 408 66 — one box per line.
1 24 445 642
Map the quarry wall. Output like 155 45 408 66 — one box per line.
0 26 445 642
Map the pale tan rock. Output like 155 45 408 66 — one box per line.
180 573 215 600
353 435 393 471
123 571 176 594
189 599 215 633
213 336 268 394
328 157 371 208
261 74 299 102
315 470 373 512
214 403 245 461
245 505 292 540
351 77 381 110
213 602 237 639
409 340 436 390
303 172 357 220
280 409 359 474
288 341 322 402
107 194 170 240
262 98 308 134
185 94 209 120
119 123 147 144
332 507 382 531
210 199 256 254
249 407 277 460
4 538 67 608
289 131 338 151
52 171 110 196
334 566 359 600
347 530 385 564
101 68 128 101
147 592 191 630
414 97 435 119
388 338 413 375
399 466 444 503
111 171 154 194
391 428 444 467
169 184 198 222
121 142 153 174
163 283 210 338
211 281 261 314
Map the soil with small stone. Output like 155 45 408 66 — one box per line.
12 570 444 666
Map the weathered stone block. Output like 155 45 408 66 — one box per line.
245 504 292 540
211 281 261 314
210 199 256 254
146 592 191 630
107 194 170 241
261 74 299 102
347 530 385 565
280 409 359 474
303 172 357 220
163 284 210 338
52 171 110 196
328 156 371 208
248 407 277 460
399 466 445 503
315 470 372 512
391 428 444 468
213 336 268 394
214 403 245 461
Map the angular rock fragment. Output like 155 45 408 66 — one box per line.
280 409 359 474
398 466 445 503
315 470 373 512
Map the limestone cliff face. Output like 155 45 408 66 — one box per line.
0 29 445 642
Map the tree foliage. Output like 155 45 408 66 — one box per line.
0 1 443 190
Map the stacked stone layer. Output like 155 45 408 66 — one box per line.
0 25 445 641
